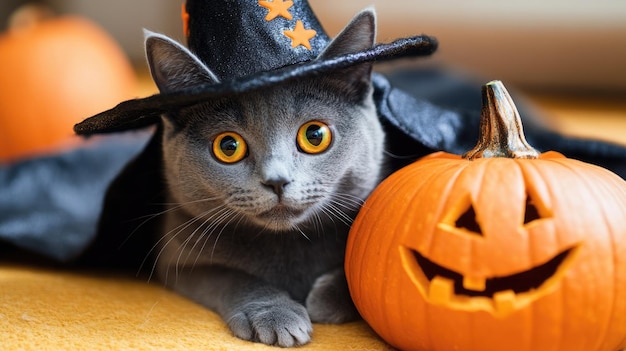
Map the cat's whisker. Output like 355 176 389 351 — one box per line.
328 200 357 222
123 196 224 260
194 209 241 267
331 194 365 212
255 219 274 239
143 205 223 282
383 149 422 160
309 211 325 235
292 223 311 241
134 196 223 223
153 196 225 207
123 207 174 252
207 212 243 264
179 210 228 264
175 204 230 278
322 202 354 228
333 192 365 205
186 206 234 267
229 211 247 233
317 205 339 231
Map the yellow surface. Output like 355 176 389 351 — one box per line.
0 263 392 350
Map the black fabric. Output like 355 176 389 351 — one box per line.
76 127 166 270
0 133 149 262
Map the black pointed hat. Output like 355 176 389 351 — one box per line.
185 0 332 79
74 0 437 134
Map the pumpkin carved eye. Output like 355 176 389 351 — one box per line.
454 203 482 235
451 193 546 236
523 197 541 224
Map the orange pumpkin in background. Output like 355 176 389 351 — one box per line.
345 81 626 351
0 4 137 161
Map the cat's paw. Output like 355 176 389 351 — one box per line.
306 268 360 323
227 296 312 347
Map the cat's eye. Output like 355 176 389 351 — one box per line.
212 132 248 164
297 121 332 154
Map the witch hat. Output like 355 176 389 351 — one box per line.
74 0 437 135
185 0 331 79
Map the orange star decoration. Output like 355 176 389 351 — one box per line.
258 0 293 21
283 20 317 50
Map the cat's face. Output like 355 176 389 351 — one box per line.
148 12 383 231
162 81 382 231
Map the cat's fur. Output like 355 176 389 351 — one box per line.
147 9 384 347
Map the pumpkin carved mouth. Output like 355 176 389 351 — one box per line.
401 245 580 316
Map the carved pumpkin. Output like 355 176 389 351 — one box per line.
0 5 136 161
345 81 626 351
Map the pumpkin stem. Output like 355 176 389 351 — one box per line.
463 80 539 160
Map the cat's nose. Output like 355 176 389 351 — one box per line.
262 178 290 197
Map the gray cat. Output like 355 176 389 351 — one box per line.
147 9 384 347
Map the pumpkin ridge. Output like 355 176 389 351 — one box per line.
527 157 626 350
353 157 466 344
388 158 465 343
514 158 562 350
575 162 623 351
347 158 438 337
548 157 626 350
423 159 473 256
523 158 575 348
470 157 532 276
596 170 626 350
377 165 426 338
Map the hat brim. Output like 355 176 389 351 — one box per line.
74 35 437 135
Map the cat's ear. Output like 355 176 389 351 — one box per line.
145 30 220 93
317 8 376 98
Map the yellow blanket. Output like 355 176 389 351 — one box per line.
0 263 391 350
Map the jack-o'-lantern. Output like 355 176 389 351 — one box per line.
345 81 626 351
